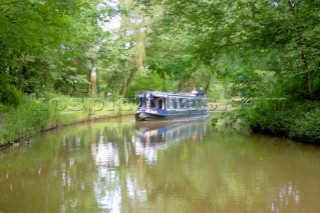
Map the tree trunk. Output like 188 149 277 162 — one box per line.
118 0 147 98
162 78 167 92
300 51 313 100
87 70 91 96
288 0 313 100
204 76 211 93
88 67 97 97
121 67 138 98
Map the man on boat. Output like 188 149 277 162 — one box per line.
197 87 205 96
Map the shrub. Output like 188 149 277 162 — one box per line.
243 100 320 144
290 108 320 143
0 97 56 144
0 85 24 107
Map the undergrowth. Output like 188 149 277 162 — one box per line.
239 100 320 144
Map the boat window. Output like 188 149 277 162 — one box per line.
168 99 175 109
196 100 201 108
176 98 181 109
182 99 187 108
192 99 200 108
147 98 151 108
199 100 203 107
163 99 167 110
154 97 164 109
191 100 196 108
197 100 201 108
179 99 184 108
160 98 164 109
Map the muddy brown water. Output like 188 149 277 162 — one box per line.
1 115 320 213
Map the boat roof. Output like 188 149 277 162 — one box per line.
136 91 202 98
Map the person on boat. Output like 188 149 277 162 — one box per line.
191 87 197 94
197 87 205 96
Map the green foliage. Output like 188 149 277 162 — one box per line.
126 71 179 98
97 36 135 95
0 0 116 99
0 93 136 146
0 85 24 107
244 101 320 143
153 0 320 100
0 97 55 145
291 108 320 142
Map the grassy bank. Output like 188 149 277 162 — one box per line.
241 100 320 144
0 95 136 147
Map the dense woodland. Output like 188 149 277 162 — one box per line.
1 0 320 143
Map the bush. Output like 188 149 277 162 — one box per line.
0 85 24 107
244 100 320 144
290 108 320 143
0 97 56 145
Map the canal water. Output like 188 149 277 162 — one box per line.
1 115 320 213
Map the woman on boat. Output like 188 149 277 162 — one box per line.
191 87 197 94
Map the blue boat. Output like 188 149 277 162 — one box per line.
135 91 209 121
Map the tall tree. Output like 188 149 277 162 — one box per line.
118 0 149 98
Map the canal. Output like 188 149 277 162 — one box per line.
1 115 320 213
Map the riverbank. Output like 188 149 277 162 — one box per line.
240 100 320 144
0 95 136 148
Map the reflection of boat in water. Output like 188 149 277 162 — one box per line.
132 118 209 163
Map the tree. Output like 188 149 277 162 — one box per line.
117 0 149 98
0 0 115 101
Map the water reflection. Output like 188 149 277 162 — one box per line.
90 118 209 212
91 130 122 212
1 118 320 213
132 119 208 164
268 183 300 213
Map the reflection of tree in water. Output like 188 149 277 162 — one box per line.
268 183 300 213
91 124 149 212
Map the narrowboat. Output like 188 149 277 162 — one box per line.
135 91 209 121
